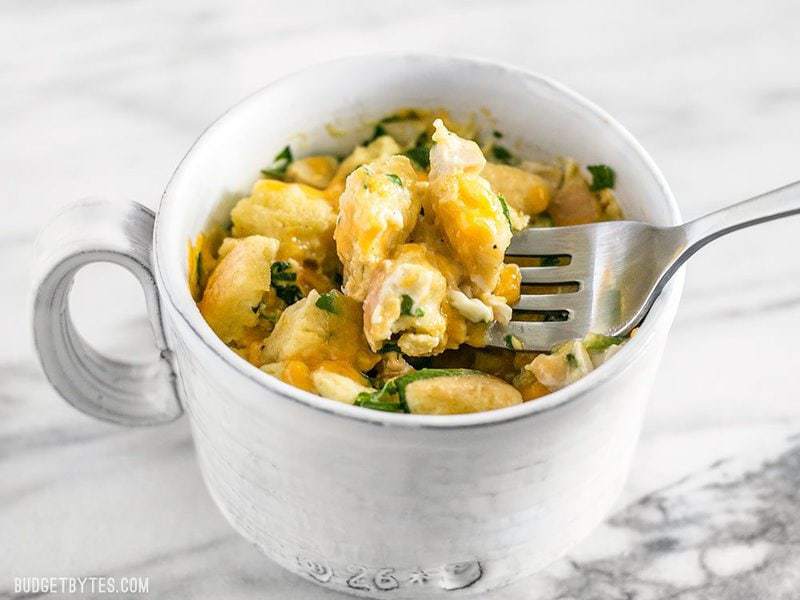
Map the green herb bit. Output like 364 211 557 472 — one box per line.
270 261 297 282
270 261 303 305
493 130 503 139
497 194 514 230
504 334 523 350
403 132 432 169
583 333 625 352
315 291 339 314
400 294 424 317
364 124 387 144
386 173 403 187
261 145 294 179
587 164 616 191
275 284 303 305
490 144 514 164
354 392 407 413
378 340 401 353
565 353 578 368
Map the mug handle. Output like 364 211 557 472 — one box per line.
32 198 183 425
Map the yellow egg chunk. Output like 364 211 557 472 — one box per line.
230 179 337 271
199 235 279 345
494 263 522 304
362 243 448 356
325 135 402 203
548 159 602 226
482 162 551 216
261 289 379 373
428 119 512 293
285 155 338 189
334 155 420 300
404 372 522 415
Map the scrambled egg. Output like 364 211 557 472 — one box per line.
191 109 625 414
335 155 420 300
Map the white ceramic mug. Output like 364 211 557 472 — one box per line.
32 55 683 598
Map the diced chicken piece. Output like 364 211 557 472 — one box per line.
286 155 338 189
262 290 379 372
362 244 448 356
427 119 512 293
526 339 594 390
548 159 602 226
334 155 420 300
482 162 551 217
428 119 485 180
231 179 338 271
199 235 279 344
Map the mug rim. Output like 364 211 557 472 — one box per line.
153 52 684 429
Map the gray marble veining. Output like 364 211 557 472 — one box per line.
2 0 800 598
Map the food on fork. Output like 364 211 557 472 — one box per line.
190 109 626 414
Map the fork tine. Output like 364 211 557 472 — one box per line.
506 226 580 256
518 265 584 284
513 293 579 312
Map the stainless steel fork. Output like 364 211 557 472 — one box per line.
488 180 800 351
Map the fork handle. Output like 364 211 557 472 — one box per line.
682 180 800 252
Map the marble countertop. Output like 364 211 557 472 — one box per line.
3 1 800 597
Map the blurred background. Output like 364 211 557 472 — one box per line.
3 1 800 598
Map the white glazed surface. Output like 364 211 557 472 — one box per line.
146 55 683 596
7 2 800 598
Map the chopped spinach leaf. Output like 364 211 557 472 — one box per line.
493 130 503 139
587 164 616 191
378 340 401 353
386 173 403 187
504 334 523 350
270 261 303 305
315 291 339 314
490 144 514 164
583 333 625 352
354 392 406 413
400 294 424 317
270 261 296 282
274 284 303 305
566 353 578 368
260 145 293 179
364 124 387 144
403 132 431 169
